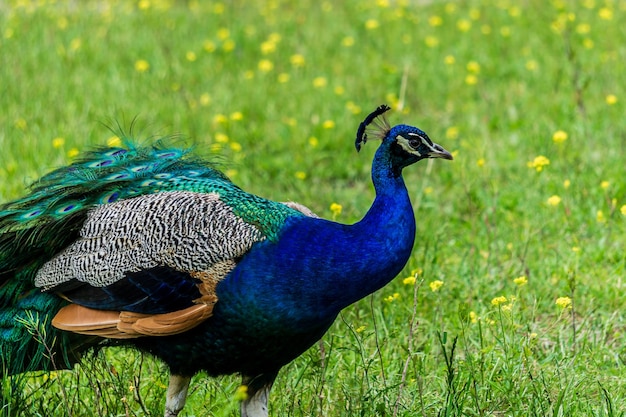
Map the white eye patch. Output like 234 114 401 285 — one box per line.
396 134 427 156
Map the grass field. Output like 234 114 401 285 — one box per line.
1 0 626 415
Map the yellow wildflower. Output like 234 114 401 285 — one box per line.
52 137 65 148
355 325 366 333
329 203 342 217
555 296 572 309
525 60 538 71
527 155 550 172
57 17 68 30
384 293 400 302
444 55 456 65
403 276 416 285
267 33 281 43
313 77 328 88
465 74 478 85
411 268 423 277
596 210 606 223
215 133 229 143
261 41 276 55
213 114 228 125
428 15 443 26
563 179 571 188
222 39 235 52
199 93 211 106
322 120 335 129
212 3 225 14
424 36 439 47
469 311 478 323
67 148 79 158
346 101 361 114
69 38 81 51
547 195 561 206
429 280 443 292
491 296 507 306
365 19 380 30
203 40 216 53
606 94 618 105
290 54 305 67
230 142 242 152
134 59 150 73
186 51 197 62
466 61 481 73
476 158 485 167
600 180 610 189
295 171 306 180
445 126 459 139
552 130 568 143
457 19 471 32
341 36 355 47
217 28 230 40
621 205 626 216
230 112 243 121
576 23 591 34
445 3 456 13
583 0 595 8
258 59 273 72
598 7 613 20
513 276 528 286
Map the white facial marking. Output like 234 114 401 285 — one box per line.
396 135 420 156
396 133 439 157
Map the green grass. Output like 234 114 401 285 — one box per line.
1 0 626 415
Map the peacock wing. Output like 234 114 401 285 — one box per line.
35 190 266 338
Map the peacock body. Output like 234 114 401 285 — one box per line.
0 105 452 416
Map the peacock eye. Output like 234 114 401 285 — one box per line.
408 138 421 149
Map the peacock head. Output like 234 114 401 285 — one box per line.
355 104 452 172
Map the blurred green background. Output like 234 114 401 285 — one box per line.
1 0 625 415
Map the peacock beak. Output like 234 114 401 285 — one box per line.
428 143 453 160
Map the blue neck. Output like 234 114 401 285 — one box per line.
218 143 417 327
332 144 416 307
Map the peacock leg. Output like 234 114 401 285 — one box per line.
240 373 276 417
164 374 191 417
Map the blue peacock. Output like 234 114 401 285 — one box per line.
0 105 452 416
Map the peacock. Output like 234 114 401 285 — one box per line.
0 105 452 416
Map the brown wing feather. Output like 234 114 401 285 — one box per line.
52 303 215 339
